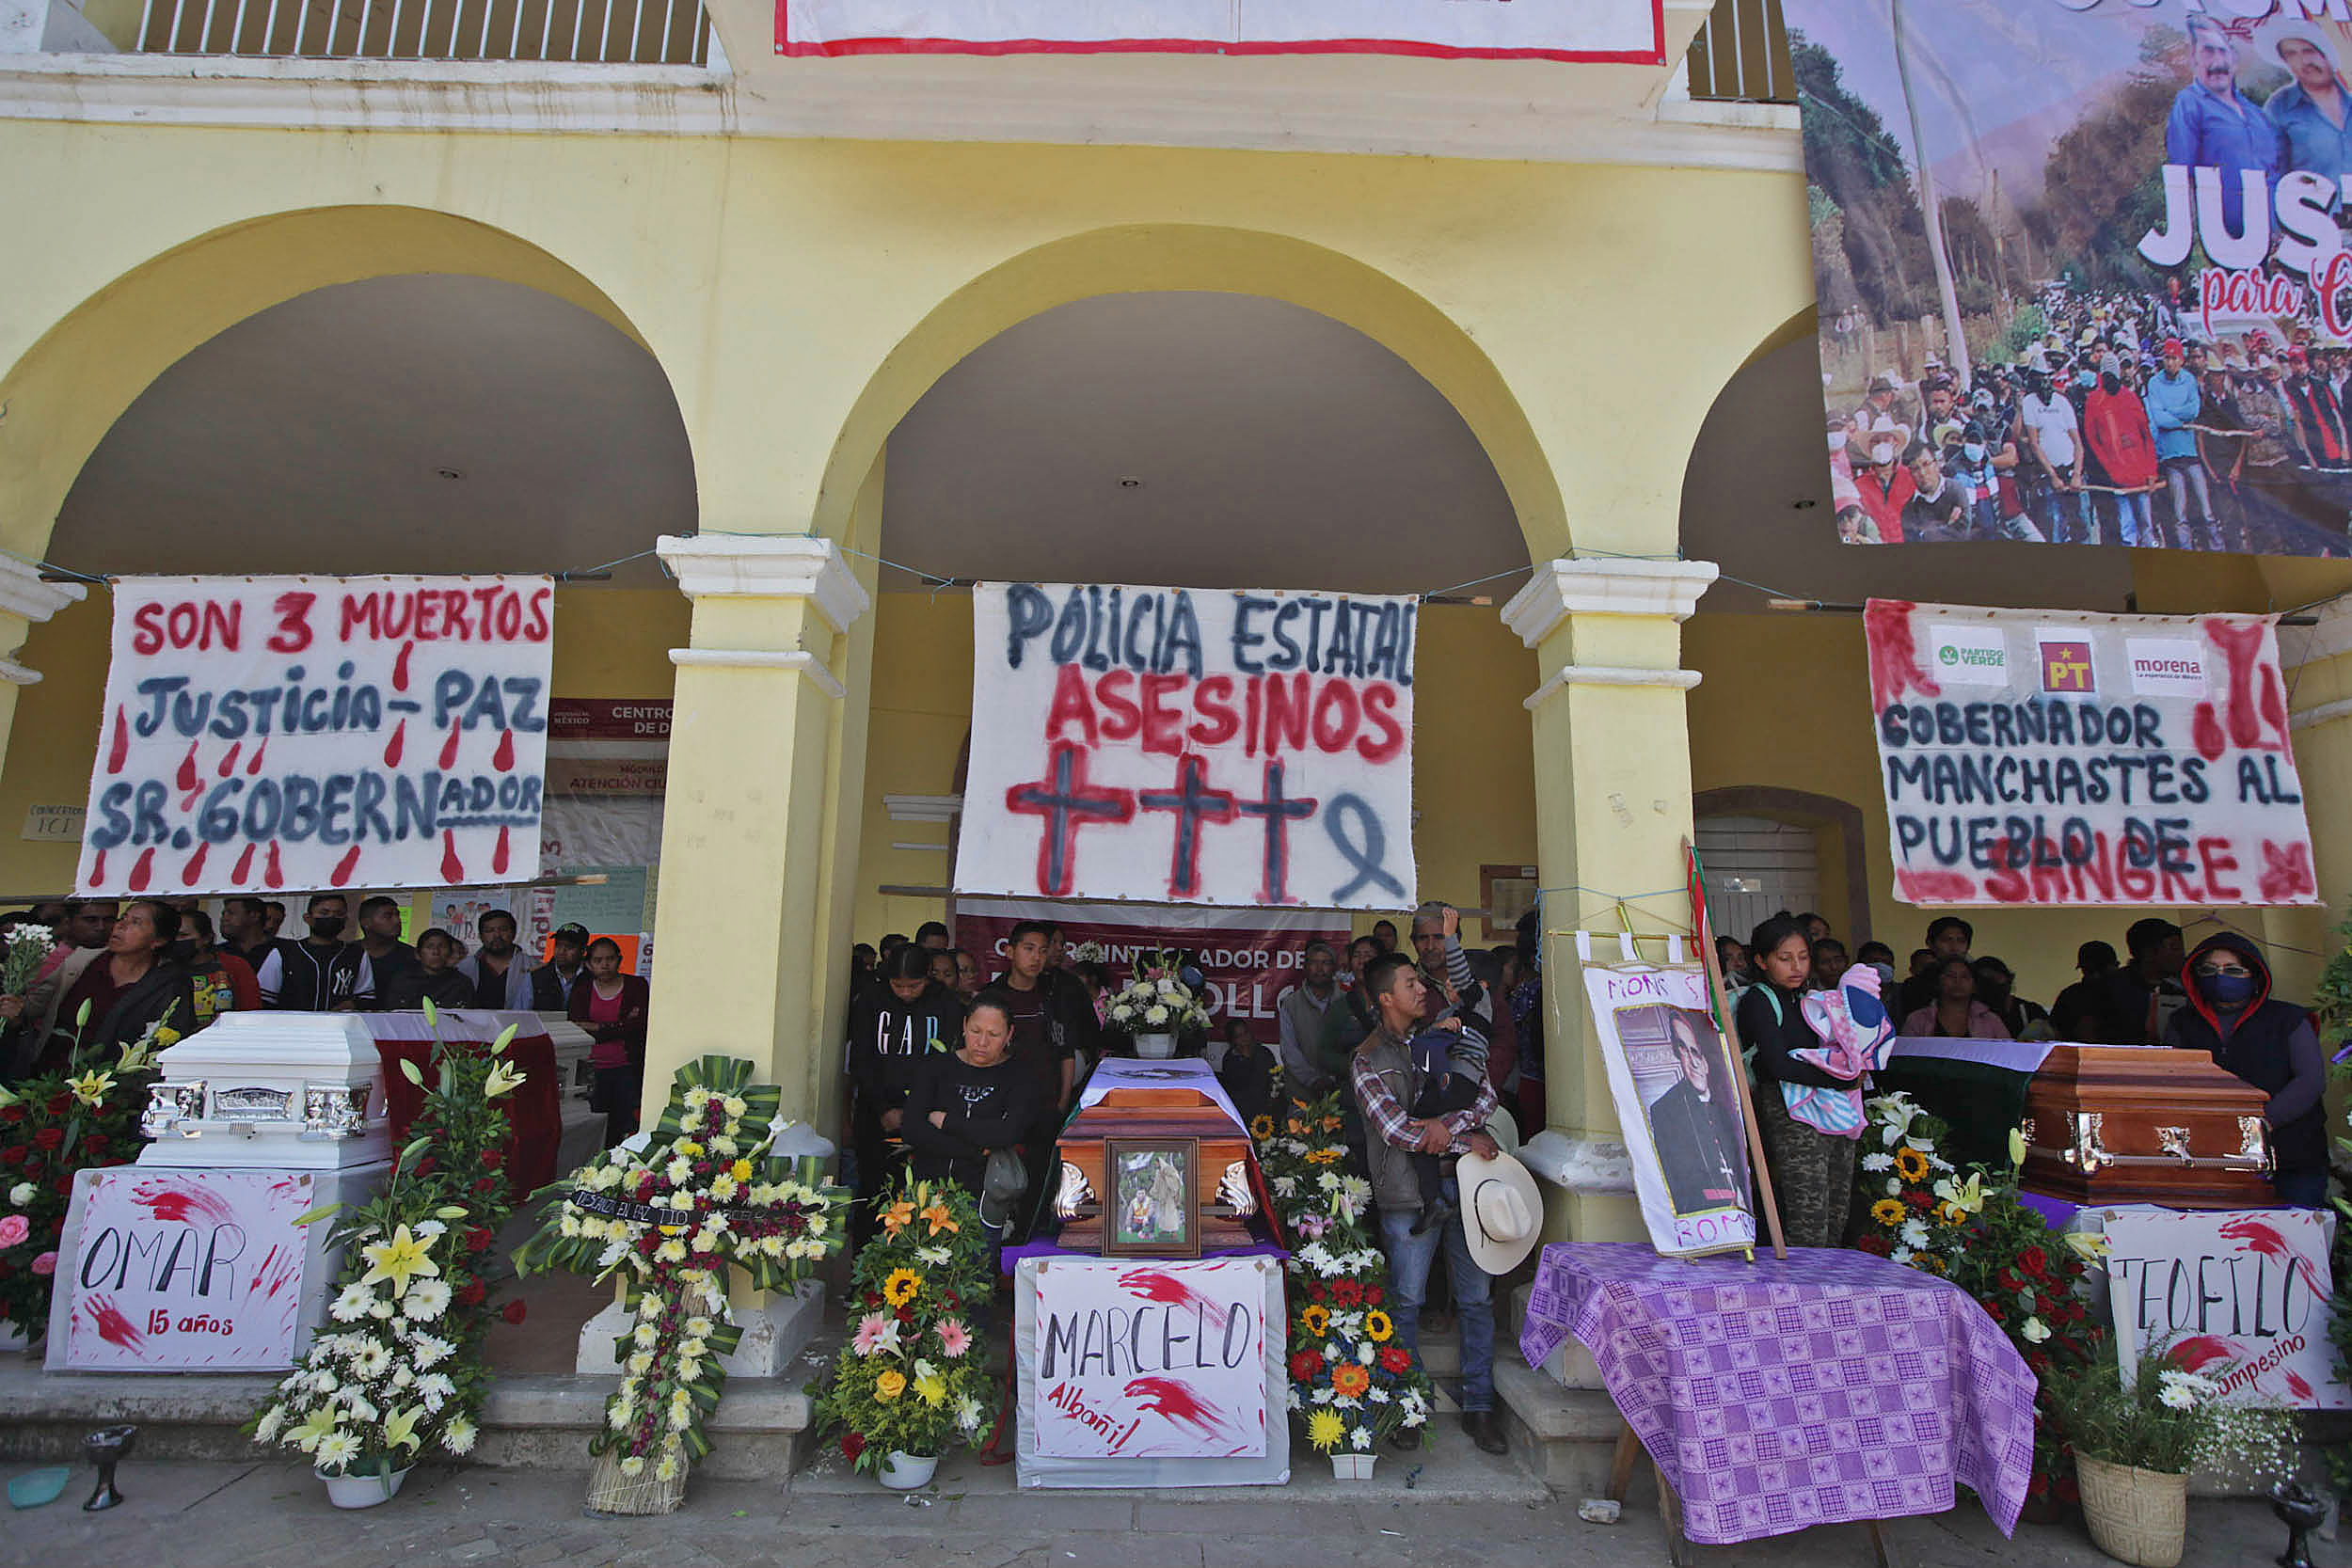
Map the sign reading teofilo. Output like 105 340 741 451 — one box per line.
2103 1207 2347 1411
78 577 554 895
956 583 1416 911
1863 601 2317 908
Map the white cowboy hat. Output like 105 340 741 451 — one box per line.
1458 1148 1542 1276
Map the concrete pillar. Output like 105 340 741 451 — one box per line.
1501 556 1719 1243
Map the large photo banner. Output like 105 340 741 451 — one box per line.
1865 600 2318 907
957 583 1417 911
78 576 554 895
776 1 1662 62
1786 0 2352 557
956 897 1350 1032
1580 960 1757 1259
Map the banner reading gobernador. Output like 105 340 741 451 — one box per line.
1864 599 2317 907
956 582 1416 911
78 576 554 895
1787 0 2352 557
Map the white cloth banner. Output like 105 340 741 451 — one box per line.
1026 1254 1270 1460
78 576 554 895
957 582 1417 911
2101 1207 2346 1410
1863 601 2319 908
777 0 1662 62
1580 961 1757 1259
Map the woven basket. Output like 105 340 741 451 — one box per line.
585 1447 688 1516
2075 1454 2188 1568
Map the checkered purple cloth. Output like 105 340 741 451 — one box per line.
1520 1243 2037 1547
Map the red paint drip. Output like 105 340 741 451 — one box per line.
2205 618 2285 752
246 738 267 776
263 842 284 890
1896 868 1977 902
230 843 256 886
439 723 463 770
492 729 515 771
136 1179 233 1225
175 741 200 793
392 640 414 692
330 845 363 887
441 829 465 884
127 847 155 893
491 825 511 876
382 718 405 768
2192 703 2227 762
1863 599 1938 710
217 741 242 778
88 847 106 887
180 843 208 888
105 707 130 775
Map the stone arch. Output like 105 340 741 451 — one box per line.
809 222 1569 564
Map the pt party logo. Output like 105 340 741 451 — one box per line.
77 576 555 895
957 583 1418 911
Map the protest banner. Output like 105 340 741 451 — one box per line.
1785 0 2352 558
1579 959 1757 1259
956 583 1417 911
77 576 555 895
777 0 1662 63
1863 600 2318 907
53 1169 314 1371
956 897 1349 1030
1026 1255 1270 1460
2102 1206 2346 1409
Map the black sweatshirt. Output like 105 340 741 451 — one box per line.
1736 982 1845 1090
899 1050 1045 1192
846 984 966 1119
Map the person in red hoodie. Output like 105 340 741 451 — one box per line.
2083 352 2160 546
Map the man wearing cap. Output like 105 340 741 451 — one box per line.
533 923 591 1011
2147 336 2216 548
2268 20 2352 189
1349 952 1509 1455
2282 346 2351 469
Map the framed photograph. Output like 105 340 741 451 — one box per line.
1101 1137 1200 1259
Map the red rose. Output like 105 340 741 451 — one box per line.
1364 1287 1383 1307
1906 1190 1932 1209
82 1134 106 1158
502 1299 528 1325
0 1147 20 1166
42 1094 69 1117
1289 1350 1323 1384
467 1227 495 1253
0 1104 23 1123
482 1147 505 1171
31 1128 62 1151
841 1432 866 1463
1378 1346 1412 1374
862 1291 881 1308
473 1177 499 1196
1854 1234 1891 1257
456 1280 486 1307
2018 1246 2048 1278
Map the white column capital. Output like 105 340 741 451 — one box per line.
1501 557 1719 648
0 552 87 626
656 534 871 635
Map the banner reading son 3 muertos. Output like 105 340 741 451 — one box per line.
1787 0 2352 557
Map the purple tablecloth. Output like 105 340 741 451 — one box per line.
1520 1243 2037 1547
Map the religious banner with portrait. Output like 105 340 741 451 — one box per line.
1863 600 2318 907
1786 0 2352 557
77 576 555 895
1580 959 1757 1259
957 583 1417 911
776 0 1663 62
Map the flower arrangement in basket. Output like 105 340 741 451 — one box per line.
516 1054 847 1512
1251 1095 1434 1469
0 1008 173 1339
1105 951 1212 1037
810 1176 995 1484
246 1007 526 1503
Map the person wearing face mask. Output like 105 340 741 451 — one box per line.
845 942 964 1246
1851 416 1914 544
1734 914 1858 1250
256 893 374 1011
2165 933 2326 1207
2085 352 2161 546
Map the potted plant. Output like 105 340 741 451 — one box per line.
2048 1343 2296 1567
1104 952 1211 1058
811 1177 995 1486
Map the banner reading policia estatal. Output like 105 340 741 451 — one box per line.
1786 0 2352 558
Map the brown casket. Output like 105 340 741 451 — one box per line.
2019 1044 2273 1209
1051 1086 1257 1253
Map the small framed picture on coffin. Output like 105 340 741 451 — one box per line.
1101 1137 1200 1259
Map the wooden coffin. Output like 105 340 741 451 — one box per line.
1052 1087 1255 1252
2019 1044 2273 1209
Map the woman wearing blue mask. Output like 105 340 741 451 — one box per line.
2164 933 2327 1207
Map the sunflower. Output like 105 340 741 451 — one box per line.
1249 1115 1276 1140
1869 1198 1907 1227
1363 1309 1394 1343
1299 1305 1331 1336
1306 1409 1346 1451
882 1268 923 1307
1330 1363 1372 1398
1893 1148 1931 1182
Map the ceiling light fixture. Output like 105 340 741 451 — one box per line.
1117 477 1143 489
437 467 466 482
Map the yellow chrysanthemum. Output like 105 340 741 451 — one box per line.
1249 1115 1275 1140
1364 1310 1394 1343
731 1160 755 1182
1299 1305 1330 1336
1893 1148 1930 1182
1306 1410 1346 1451
1869 1199 1907 1227
875 1369 907 1402
913 1372 947 1408
880 1200 915 1238
882 1269 922 1307
920 1201 959 1237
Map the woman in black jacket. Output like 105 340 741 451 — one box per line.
2166 932 2327 1207
1734 913 1856 1249
901 994 1042 1237
845 944 965 1243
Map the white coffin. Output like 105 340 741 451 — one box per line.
136 1011 391 1170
